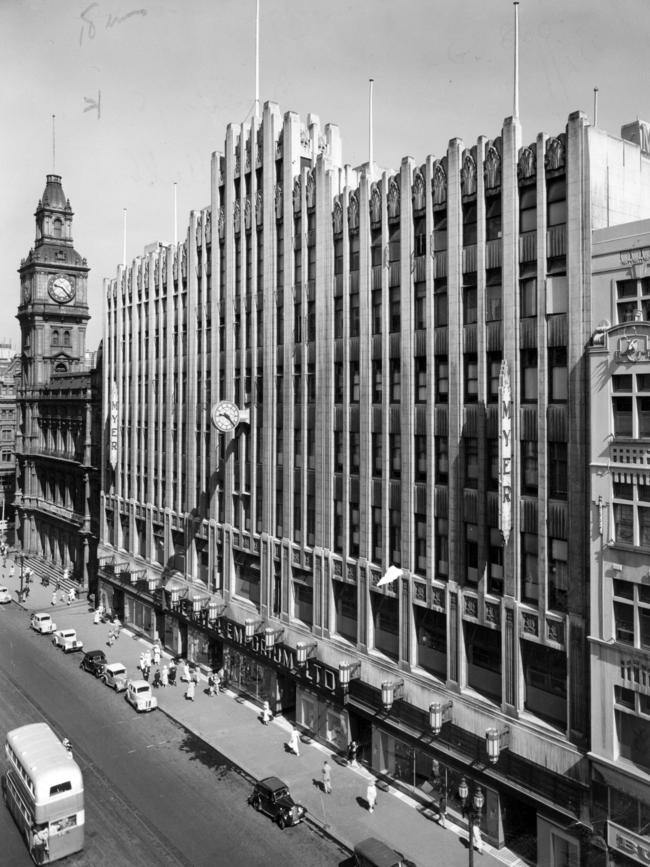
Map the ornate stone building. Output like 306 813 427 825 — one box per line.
589 216 650 867
14 174 101 589
99 105 650 865
0 342 20 541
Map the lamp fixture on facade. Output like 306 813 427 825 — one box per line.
263 626 284 650
244 617 265 641
296 641 317 667
381 679 404 712
207 601 227 621
338 660 361 693
429 700 453 735
485 725 510 763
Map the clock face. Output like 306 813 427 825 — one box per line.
211 400 240 432
48 275 75 304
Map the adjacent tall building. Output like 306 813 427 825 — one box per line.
0 341 20 541
99 104 650 865
14 174 101 588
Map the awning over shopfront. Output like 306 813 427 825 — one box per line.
591 755 650 804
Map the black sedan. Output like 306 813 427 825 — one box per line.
248 776 306 829
80 649 107 676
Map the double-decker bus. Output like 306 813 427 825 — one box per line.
2 722 84 864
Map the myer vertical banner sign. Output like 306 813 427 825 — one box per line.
109 381 118 469
498 360 512 544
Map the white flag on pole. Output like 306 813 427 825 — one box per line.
377 565 402 587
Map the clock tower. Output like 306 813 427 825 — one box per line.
17 174 90 387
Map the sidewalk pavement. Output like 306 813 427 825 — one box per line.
0 558 527 867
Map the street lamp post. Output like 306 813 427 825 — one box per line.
10 549 29 602
458 776 485 867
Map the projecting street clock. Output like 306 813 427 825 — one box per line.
48 274 76 304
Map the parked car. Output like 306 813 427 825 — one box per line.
30 612 56 634
353 837 411 867
101 662 128 692
0 586 11 604
79 649 107 676
52 629 84 653
248 776 306 829
125 679 158 712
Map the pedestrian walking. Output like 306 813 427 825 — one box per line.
288 727 300 756
207 672 216 696
9 564 15 579
142 665 151 682
152 669 162 688
169 662 177 686
143 649 152 671
58 590 66 605
152 642 161 666
22 585 30 600
55 579 60 592
63 567 70 583
93 608 102 625
347 739 359 767
322 760 332 794
366 780 377 813
51 590 57 606
67 587 76 605
261 700 272 725
438 793 447 828
181 661 190 683
139 652 145 672
185 678 195 701
161 664 169 687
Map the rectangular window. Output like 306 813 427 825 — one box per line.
350 431 360 475
389 434 401 480
350 362 360 403
350 292 360 337
521 349 538 403
390 360 401 403
372 289 382 334
389 287 400 333
436 359 449 403
433 209 447 251
547 177 567 226
488 527 504 595
372 360 383 404
465 355 478 402
463 284 478 325
464 438 479 489
520 277 537 318
415 434 427 484
549 346 568 402
372 433 382 477
519 185 537 234
414 357 427 403
433 279 448 326
414 281 426 330
522 532 539 603
435 518 448 578
486 195 501 241
465 522 478 584
549 538 568 612
436 436 448 483
549 442 568 499
463 201 477 246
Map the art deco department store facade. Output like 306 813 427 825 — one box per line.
99 103 650 862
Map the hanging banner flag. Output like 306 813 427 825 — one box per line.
377 565 402 587
109 380 119 469
498 360 512 544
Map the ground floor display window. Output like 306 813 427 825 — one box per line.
222 646 278 708
296 688 348 751
125 597 154 638
187 625 211 667
164 618 184 657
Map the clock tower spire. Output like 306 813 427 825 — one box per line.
17 174 90 388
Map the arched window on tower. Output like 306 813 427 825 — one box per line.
63 330 71 347
52 218 63 238
51 330 59 346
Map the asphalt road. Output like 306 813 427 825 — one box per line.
0 602 349 867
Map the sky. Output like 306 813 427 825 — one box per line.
2 0 650 352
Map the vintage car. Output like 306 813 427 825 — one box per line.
79 649 107 676
0 586 12 604
125 679 158 712
30 612 57 634
102 662 128 692
52 629 84 653
248 776 306 829
353 837 411 867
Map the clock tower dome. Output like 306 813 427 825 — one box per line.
17 174 90 387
